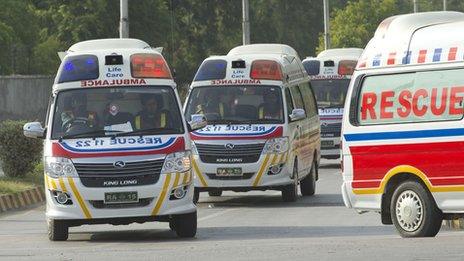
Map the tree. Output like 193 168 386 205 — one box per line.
318 0 464 54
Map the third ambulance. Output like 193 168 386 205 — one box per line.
23 38 206 240
302 48 362 159
184 44 321 202
341 11 464 237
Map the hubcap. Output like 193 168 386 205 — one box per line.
395 190 423 232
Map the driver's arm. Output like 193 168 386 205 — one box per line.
61 111 73 131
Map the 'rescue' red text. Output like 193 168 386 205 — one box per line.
361 86 464 120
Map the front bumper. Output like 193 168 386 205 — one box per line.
192 152 293 190
44 171 196 221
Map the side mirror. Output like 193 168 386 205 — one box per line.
289 109 306 122
23 122 45 139
188 114 207 131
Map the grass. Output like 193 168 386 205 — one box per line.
0 163 44 195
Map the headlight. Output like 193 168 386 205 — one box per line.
190 142 198 155
45 157 78 178
161 151 191 174
263 137 289 154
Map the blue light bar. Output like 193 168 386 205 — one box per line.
303 60 320 76
58 55 99 83
194 59 227 81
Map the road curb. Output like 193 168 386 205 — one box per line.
0 186 45 213
443 219 464 230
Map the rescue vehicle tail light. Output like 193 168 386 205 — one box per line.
130 53 172 79
303 60 320 76
338 60 357 75
250 60 283 80
194 59 227 81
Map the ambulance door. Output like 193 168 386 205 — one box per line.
298 82 319 169
287 85 309 175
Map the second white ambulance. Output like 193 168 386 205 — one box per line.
302 48 362 159
185 44 321 202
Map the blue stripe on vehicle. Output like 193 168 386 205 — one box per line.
60 137 176 152
344 128 464 142
193 127 276 136
372 54 381 67
433 48 442 62
402 51 412 64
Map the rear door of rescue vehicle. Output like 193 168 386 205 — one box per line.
23 38 207 241
184 44 320 203
341 12 464 237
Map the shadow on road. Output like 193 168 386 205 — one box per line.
197 193 344 209
69 224 395 242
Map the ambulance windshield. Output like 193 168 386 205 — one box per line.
311 79 350 108
51 86 184 139
185 86 284 124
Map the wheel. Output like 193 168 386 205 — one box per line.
300 161 316 196
208 190 222 197
193 188 200 204
390 181 442 237
282 159 298 202
172 211 197 238
48 219 69 241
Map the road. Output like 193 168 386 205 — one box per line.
1 160 464 261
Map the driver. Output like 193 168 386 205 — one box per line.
61 93 98 132
134 95 169 129
258 91 282 120
196 91 227 118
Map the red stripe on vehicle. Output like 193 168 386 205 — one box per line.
349 141 464 189
418 50 427 63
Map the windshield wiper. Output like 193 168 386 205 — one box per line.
116 127 179 137
59 129 124 141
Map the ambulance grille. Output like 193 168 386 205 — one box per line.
74 159 164 187
320 122 342 137
196 143 265 164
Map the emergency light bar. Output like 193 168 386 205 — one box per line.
338 60 357 75
130 53 172 79
250 60 283 81
58 55 99 83
194 59 227 81
302 60 320 76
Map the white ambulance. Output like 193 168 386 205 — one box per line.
23 38 206 240
302 48 362 159
184 44 321 202
341 12 464 237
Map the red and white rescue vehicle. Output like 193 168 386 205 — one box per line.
342 11 464 237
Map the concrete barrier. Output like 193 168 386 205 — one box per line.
0 186 45 213
0 75 53 122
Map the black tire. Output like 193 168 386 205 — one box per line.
172 211 197 238
193 187 200 204
300 161 316 196
282 159 298 202
208 190 222 197
48 219 69 241
390 181 442 237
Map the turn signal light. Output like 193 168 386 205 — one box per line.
338 60 357 75
250 60 283 80
131 53 172 79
